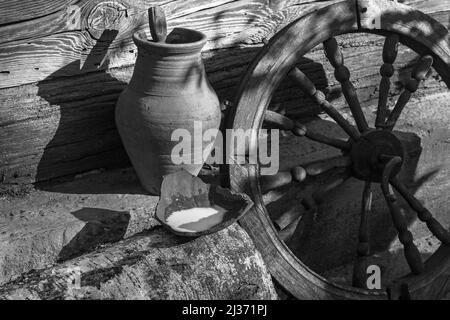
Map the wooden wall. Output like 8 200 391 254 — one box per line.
0 0 449 187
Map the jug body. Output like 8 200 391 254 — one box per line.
116 29 221 195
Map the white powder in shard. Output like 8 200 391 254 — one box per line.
166 207 220 233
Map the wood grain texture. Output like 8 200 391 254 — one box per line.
0 222 278 300
0 0 449 185
0 0 282 88
0 0 447 88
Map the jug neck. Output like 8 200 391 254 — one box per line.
129 29 208 96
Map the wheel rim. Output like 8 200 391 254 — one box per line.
228 0 450 300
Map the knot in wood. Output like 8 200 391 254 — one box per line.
380 63 394 77
334 66 350 83
87 1 128 39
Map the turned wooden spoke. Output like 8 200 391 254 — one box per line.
381 157 424 274
288 67 360 140
260 171 292 193
276 206 305 243
376 35 399 129
291 166 307 182
260 166 306 193
391 177 450 244
384 56 433 131
275 206 304 231
264 110 351 150
323 38 369 133
262 189 286 206
261 155 350 194
264 110 295 131
304 155 351 176
299 122 350 150
352 182 372 288
278 215 302 242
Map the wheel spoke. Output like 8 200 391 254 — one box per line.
283 198 318 249
264 109 294 131
278 215 302 242
323 37 369 133
390 177 450 244
384 90 413 131
304 155 351 176
288 67 360 140
260 171 292 193
264 110 351 150
260 166 306 193
301 125 350 150
352 181 372 288
291 166 307 182
262 189 286 206
275 206 304 232
381 156 424 274
384 55 433 131
376 34 399 129
279 200 315 244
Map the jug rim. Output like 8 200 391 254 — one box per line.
133 27 207 54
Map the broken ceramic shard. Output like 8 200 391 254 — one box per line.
156 170 253 236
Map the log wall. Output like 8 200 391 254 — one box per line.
0 0 449 186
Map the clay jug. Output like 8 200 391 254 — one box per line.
115 28 221 195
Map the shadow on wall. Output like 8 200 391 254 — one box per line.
35 30 130 190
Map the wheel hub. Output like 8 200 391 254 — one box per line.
350 130 404 182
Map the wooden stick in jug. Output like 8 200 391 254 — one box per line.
148 6 167 43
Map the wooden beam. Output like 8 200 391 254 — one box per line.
0 222 277 299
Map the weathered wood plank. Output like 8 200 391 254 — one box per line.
0 0 224 42
0 0 247 29
0 0 77 25
0 0 447 89
0 0 279 88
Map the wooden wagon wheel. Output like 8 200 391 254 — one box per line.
227 0 450 299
